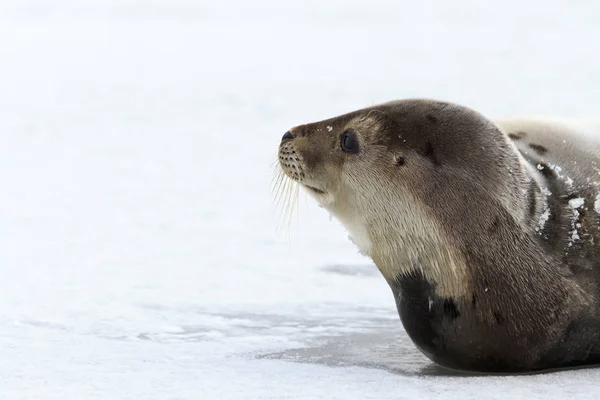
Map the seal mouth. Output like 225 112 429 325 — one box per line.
278 142 328 196
303 184 327 195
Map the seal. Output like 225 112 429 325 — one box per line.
276 99 600 373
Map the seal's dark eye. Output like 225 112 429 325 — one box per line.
340 130 358 154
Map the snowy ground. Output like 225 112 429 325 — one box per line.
1 0 600 398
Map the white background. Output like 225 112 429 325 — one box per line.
1 0 599 398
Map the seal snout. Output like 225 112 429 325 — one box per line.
278 131 328 197
278 138 305 182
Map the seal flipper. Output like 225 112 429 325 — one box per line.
392 271 438 362
392 269 600 373
391 270 470 371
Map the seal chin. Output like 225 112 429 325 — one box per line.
301 182 335 206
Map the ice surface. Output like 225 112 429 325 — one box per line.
1 0 600 399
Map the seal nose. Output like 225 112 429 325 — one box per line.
281 131 294 142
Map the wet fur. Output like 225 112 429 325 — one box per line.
277 99 600 372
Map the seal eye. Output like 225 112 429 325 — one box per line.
340 130 359 154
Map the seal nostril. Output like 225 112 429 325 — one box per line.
282 131 293 141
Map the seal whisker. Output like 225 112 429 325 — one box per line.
271 173 284 207
273 172 299 237
271 157 296 236
272 170 286 200
274 176 289 233
289 180 300 232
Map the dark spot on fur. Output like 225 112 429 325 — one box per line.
396 156 406 166
488 216 501 233
426 114 438 124
529 143 548 155
564 193 582 202
442 299 460 319
420 142 440 166
536 162 555 179
471 295 477 309
493 312 505 325
527 180 537 219
508 131 526 140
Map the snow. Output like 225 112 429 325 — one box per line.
569 198 585 209
568 198 585 245
536 208 551 233
2 0 600 398
549 163 575 188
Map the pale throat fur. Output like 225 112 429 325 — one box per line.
338 190 471 299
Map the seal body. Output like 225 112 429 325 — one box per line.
277 99 600 372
